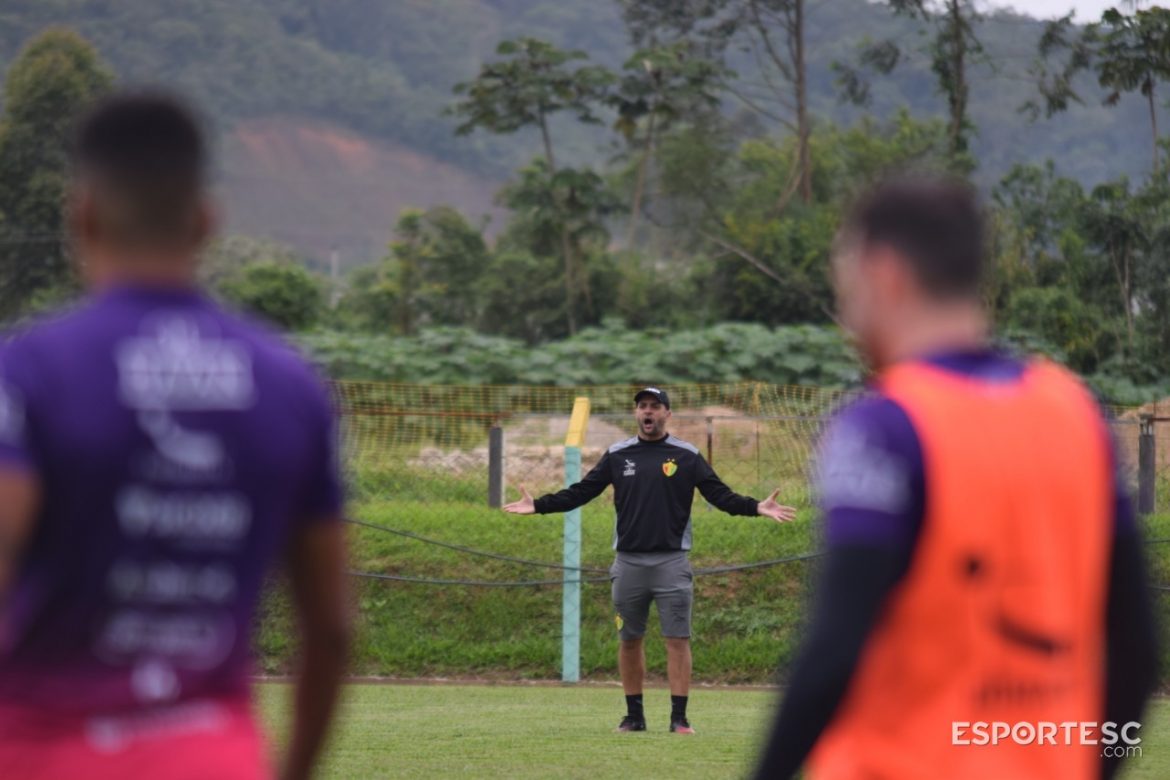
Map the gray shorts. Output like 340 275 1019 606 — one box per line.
609 551 693 641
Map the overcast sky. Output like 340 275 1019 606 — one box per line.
990 0 1142 21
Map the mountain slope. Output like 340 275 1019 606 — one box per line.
218 118 499 262
0 0 1154 261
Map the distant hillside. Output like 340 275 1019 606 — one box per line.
0 0 1154 262
218 118 500 262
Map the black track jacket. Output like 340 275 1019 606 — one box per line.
533 434 759 553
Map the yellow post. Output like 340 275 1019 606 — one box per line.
566 397 591 449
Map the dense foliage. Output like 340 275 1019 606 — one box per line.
219 262 326 331
297 322 862 387
0 29 111 319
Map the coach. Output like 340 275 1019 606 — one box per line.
503 387 796 734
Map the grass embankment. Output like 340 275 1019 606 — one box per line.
255 683 1170 779
255 481 1170 685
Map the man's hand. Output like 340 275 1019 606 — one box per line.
503 485 536 514
758 489 797 523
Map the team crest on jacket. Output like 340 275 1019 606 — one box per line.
662 458 678 477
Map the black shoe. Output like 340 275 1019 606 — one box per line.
616 715 647 732
670 717 695 734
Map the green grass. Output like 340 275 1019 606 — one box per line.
255 502 1170 684
255 683 1170 779
256 495 817 682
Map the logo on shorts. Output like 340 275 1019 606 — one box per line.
623 459 636 477
662 458 678 477
615 614 624 631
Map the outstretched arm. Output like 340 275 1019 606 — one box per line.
502 485 537 514
505 453 612 515
695 456 794 519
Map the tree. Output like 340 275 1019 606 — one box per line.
1004 286 1115 374
669 112 950 325
449 38 614 334
993 163 1086 262
609 42 727 245
622 0 814 204
0 28 112 320
834 0 983 171
1136 232 1170 374
497 158 621 326
386 207 490 334
218 262 325 331
335 207 490 335
612 250 707 329
1030 7 1170 173
200 235 303 289
1127 173 1170 373
476 250 570 343
333 262 398 334
742 0 813 204
1079 179 1145 353
645 113 741 246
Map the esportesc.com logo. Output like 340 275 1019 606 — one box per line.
953 721 1142 758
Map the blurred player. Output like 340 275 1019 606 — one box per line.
504 387 797 734
753 177 1158 778
0 92 350 779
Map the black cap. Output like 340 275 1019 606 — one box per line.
634 387 670 408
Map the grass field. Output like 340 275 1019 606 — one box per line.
245 415 1170 775
255 495 1170 684
256 683 1170 779
248 461 1170 776
256 494 818 682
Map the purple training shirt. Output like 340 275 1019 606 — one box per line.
0 285 342 715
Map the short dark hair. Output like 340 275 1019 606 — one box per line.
843 176 986 298
72 90 207 247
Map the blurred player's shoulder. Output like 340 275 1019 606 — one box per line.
815 391 925 547
823 390 916 449
0 294 110 385
0 294 99 348
818 392 920 477
208 299 330 385
188 296 338 422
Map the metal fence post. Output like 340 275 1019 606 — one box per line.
1139 415 1155 516
562 397 591 683
488 424 503 508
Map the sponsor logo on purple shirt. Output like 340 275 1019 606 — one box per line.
0 287 342 714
